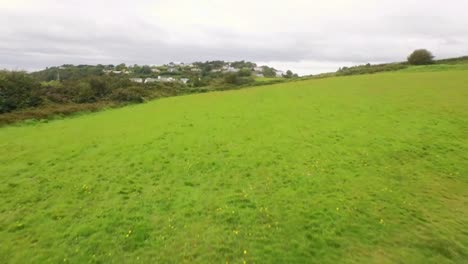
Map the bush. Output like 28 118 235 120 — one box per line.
88 77 109 97
238 68 252 77
110 87 148 103
71 82 96 103
223 73 254 85
0 71 42 113
336 63 407 76
407 49 434 65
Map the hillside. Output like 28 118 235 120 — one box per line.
1 61 293 124
1 70 468 263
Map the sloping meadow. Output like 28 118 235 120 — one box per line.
1 70 467 263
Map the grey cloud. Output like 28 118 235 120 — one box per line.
1 0 468 74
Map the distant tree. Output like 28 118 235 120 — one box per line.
284 70 294 78
115 63 126 71
262 67 276 77
231 61 256 69
238 68 252 77
407 49 434 65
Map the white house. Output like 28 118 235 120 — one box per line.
130 78 144 83
191 68 201 72
158 76 175 82
151 68 160 73
225 67 239 73
145 78 158 83
180 78 189 84
275 70 285 77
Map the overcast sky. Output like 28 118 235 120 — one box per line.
1 0 468 75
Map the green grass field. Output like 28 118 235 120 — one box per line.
254 77 282 82
400 64 468 73
1 70 468 263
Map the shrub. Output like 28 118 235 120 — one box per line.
71 82 96 103
0 71 42 113
238 68 252 77
407 49 434 65
88 77 109 97
336 63 407 76
110 87 148 103
224 73 238 84
223 73 254 85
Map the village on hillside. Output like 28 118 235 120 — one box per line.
100 61 289 84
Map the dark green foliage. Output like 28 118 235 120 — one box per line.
133 65 152 75
31 65 105 81
110 87 148 103
223 73 254 85
238 68 253 77
0 102 115 125
115 63 126 71
336 63 407 76
262 66 277 77
71 82 96 103
224 73 239 84
88 77 110 97
0 71 42 113
1 61 288 122
230 60 256 69
284 70 294 78
194 61 225 74
407 49 434 65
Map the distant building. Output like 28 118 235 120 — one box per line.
112 71 122 74
225 67 239 73
145 78 158 83
151 68 160 73
130 78 144 83
158 76 175 82
275 70 285 77
191 68 201 72
180 78 189 84
254 67 263 72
